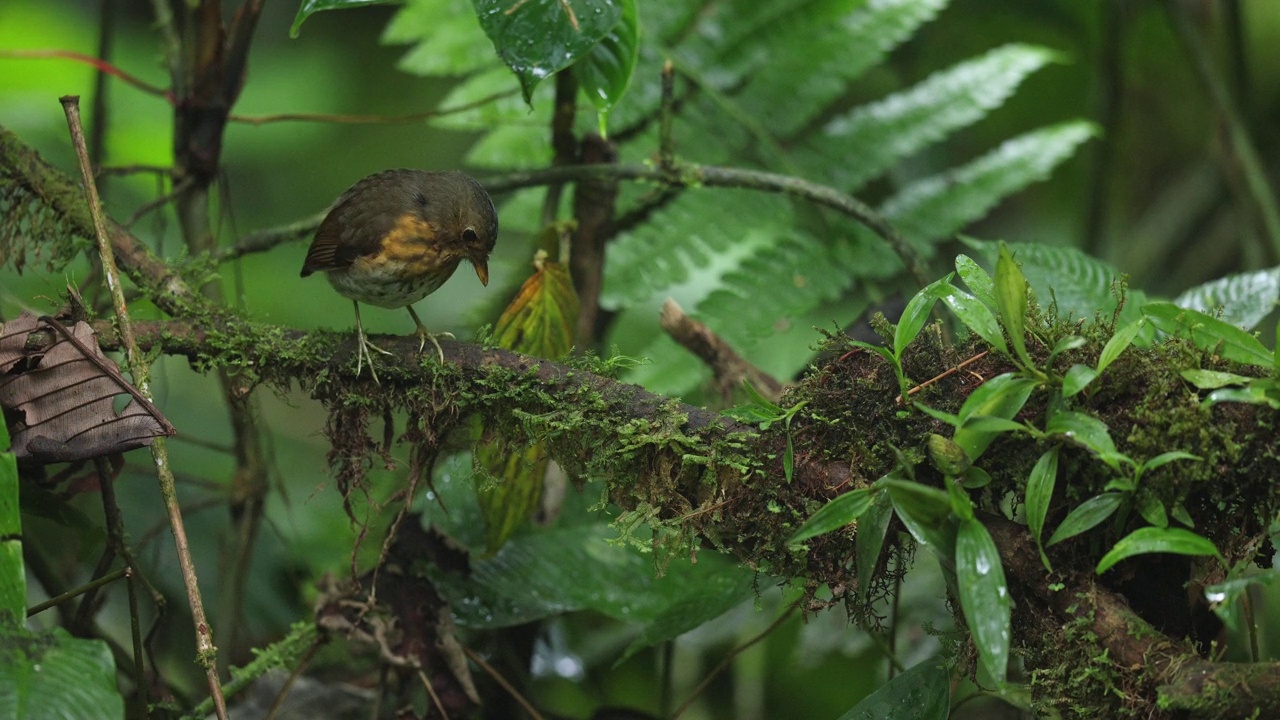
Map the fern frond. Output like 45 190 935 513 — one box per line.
1173 267 1280 331
960 239 1143 322
383 0 494 76
601 189 791 309
795 43 1062 191
881 121 1098 246
735 0 952 137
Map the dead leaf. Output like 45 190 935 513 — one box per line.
0 312 175 463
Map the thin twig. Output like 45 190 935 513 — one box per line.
60 95 229 720
94 456 149 713
461 645 545 720
899 350 991 403
26 567 128 617
658 60 676 171
670 599 801 719
417 668 451 720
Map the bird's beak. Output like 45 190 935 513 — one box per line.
473 260 490 287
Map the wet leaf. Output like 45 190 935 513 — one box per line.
473 0 623 103
956 517 1011 684
571 0 637 135
1096 526 1222 574
834 657 949 720
789 487 875 544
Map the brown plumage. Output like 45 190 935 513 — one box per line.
301 169 498 381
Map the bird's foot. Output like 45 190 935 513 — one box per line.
356 335 394 384
415 328 455 364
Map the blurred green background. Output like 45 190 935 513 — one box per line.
3 1 1279 718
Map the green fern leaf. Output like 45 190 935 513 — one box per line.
795 43 1063 191
882 121 1098 246
600 190 792 309
384 0 494 77
1173 267 1280 331
960 238 1145 322
430 66 536 131
734 0 951 137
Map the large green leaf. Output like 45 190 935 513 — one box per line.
472 0 623 102
856 490 895 601
432 523 753 635
0 623 122 720
799 43 1061 190
834 657 950 720
1096 527 1222 574
572 0 638 134
1142 302 1273 369
1046 492 1123 547
789 488 877 544
291 0 398 37
1024 446 1059 567
956 517 1011 684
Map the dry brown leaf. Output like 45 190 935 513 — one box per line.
0 311 175 463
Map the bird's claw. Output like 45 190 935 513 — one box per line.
416 329 454 364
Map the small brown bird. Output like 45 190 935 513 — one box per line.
301 169 498 382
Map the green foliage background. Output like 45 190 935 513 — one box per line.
2 0 1280 718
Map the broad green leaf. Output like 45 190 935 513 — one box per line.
1062 364 1098 398
886 478 956 561
834 657 950 720
1206 571 1279 634
1048 335 1087 364
1097 319 1145 374
956 254 996 310
1045 410 1117 458
962 465 992 489
291 0 397 37
883 122 1097 247
0 624 122 720
1173 266 1280 332
942 286 1007 353
572 0 638 134
1046 492 1123 546
789 488 876 544
945 476 974 521
434 523 753 630
1024 446 1059 556
956 517 1011 684
995 243 1031 367
915 402 961 428
1204 384 1280 409
951 373 1038 461
1135 493 1168 528
472 0 623 102
803 42 1060 191
1179 369 1252 390
1142 302 1273 369
856 490 895 601
895 275 953 359
1141 451 1200 473
1096 527 1222 574
959 416 1030 435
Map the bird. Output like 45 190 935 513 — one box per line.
300 169 498 383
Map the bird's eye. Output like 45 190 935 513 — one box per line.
463 227 479 243
414 191 428 207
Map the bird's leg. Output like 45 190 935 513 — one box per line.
353 301 392 383
406 305 453 363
